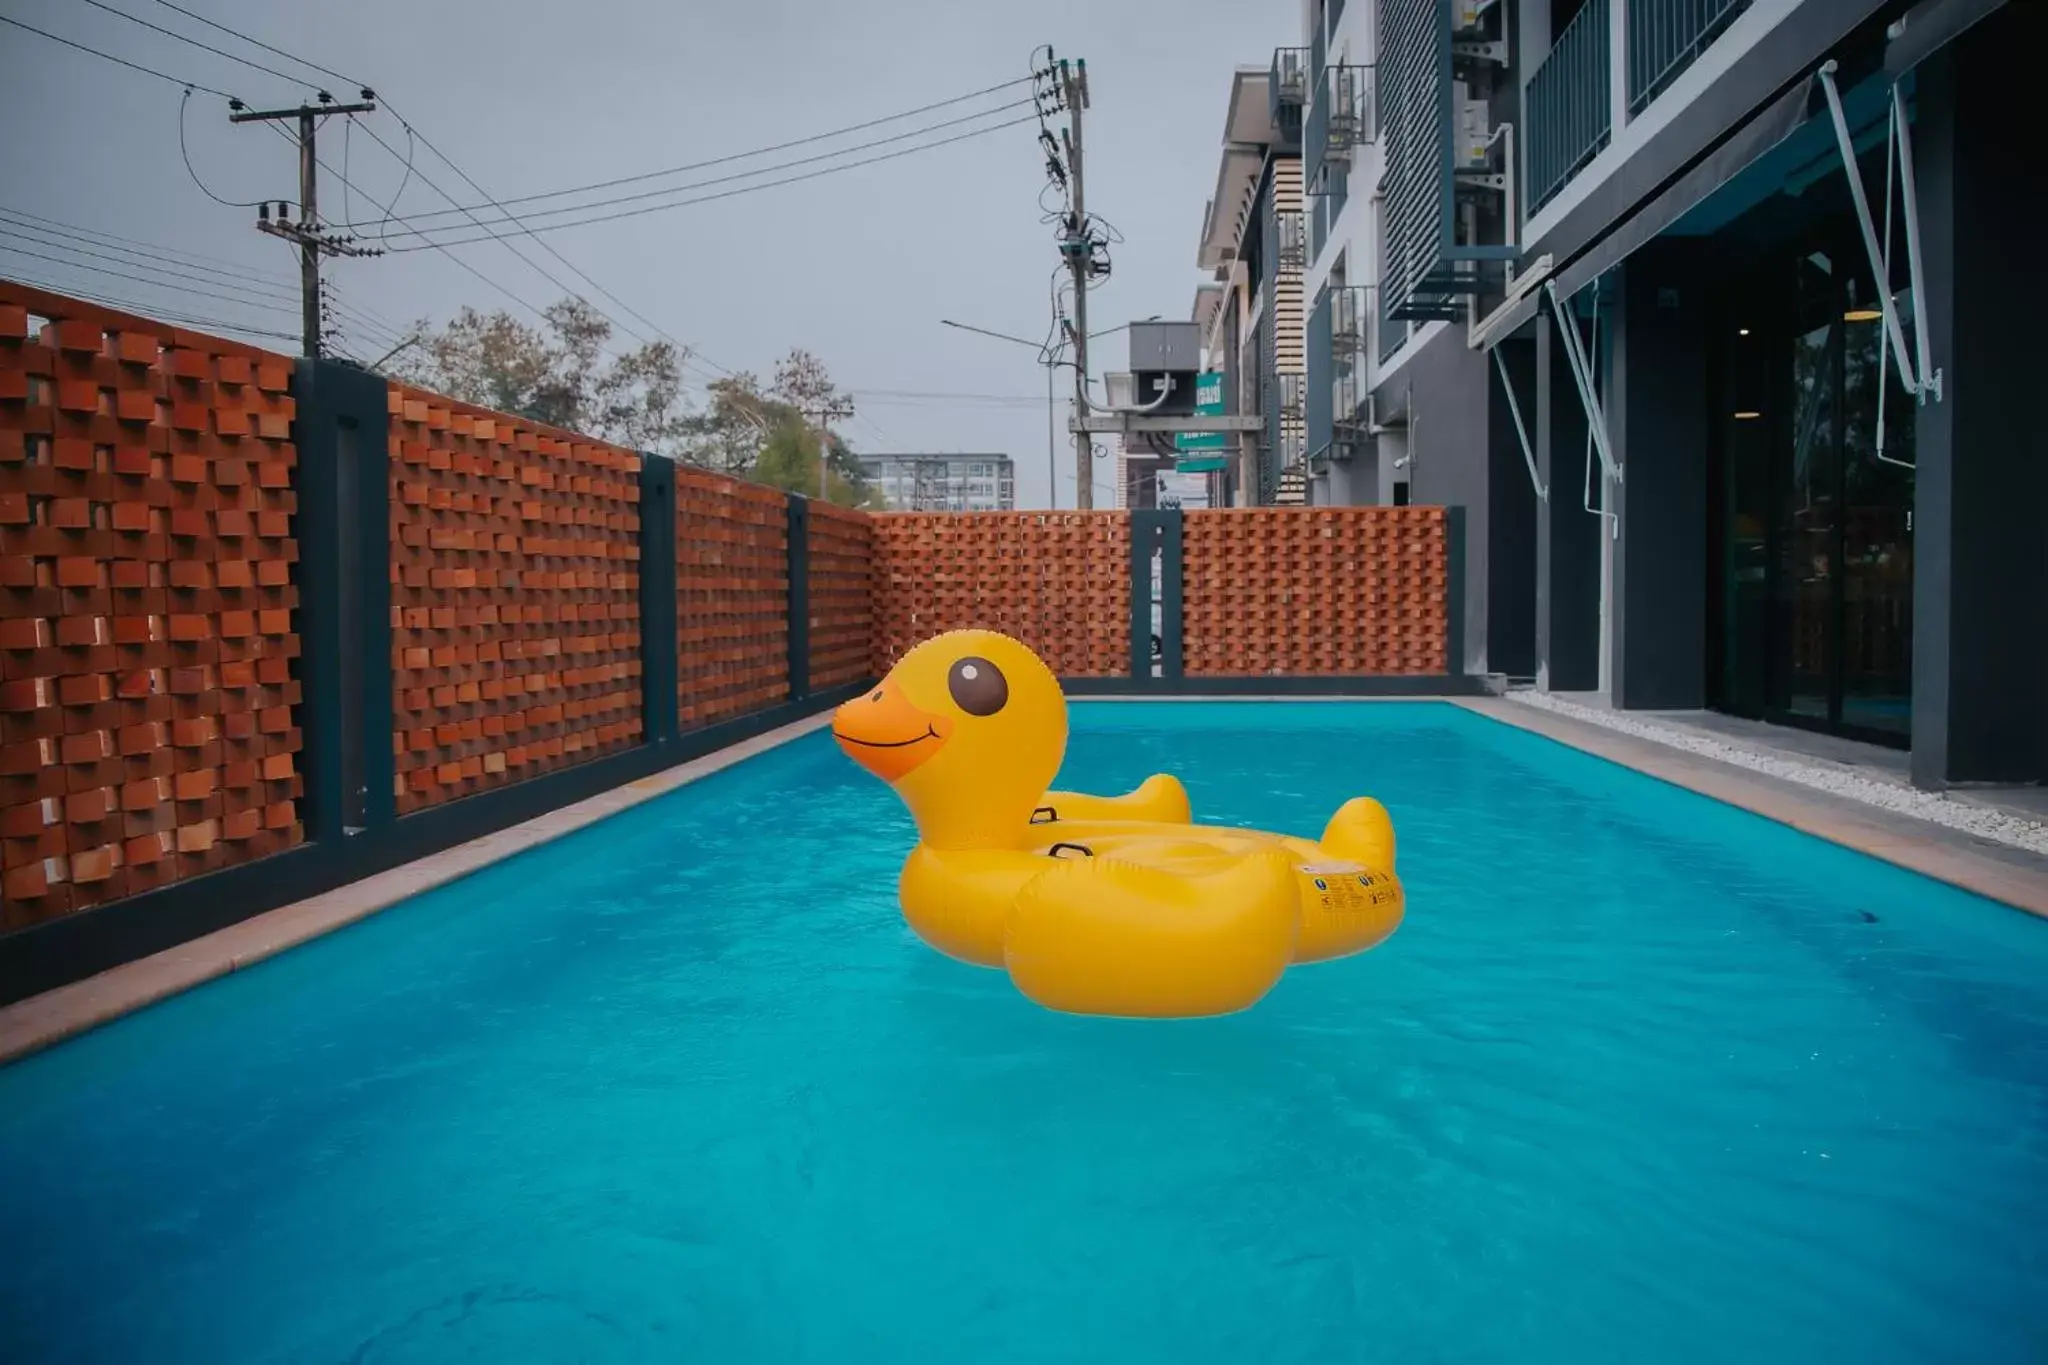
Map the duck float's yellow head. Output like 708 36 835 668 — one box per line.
833 630 1066 850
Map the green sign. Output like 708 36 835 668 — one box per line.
1175 369 1227 453
1174 456 1229 473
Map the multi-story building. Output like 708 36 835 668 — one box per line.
1290 0 2042 791
1191 64 1310 506
858 454 1015 512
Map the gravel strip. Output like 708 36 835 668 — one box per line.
1505 690 2048 857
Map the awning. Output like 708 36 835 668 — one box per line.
1475 80 1813 345
1886 0 2007 75
1473 0 2007 349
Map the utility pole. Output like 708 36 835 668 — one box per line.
801 398 855 501
1058 58 1094 509
1045 360 1057 511
230 89 380 359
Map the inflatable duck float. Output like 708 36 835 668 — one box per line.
832 629 1404 1018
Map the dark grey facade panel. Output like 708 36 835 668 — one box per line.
1306 288 1333 463
1379 326 1493 673
1908 4 2048 786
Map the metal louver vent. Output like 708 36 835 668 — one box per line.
1379 0 1516 321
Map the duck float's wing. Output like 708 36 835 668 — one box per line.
1038 772 1192 826
1003 847 1297 1018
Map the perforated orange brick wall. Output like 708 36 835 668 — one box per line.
0 283 302 926
807 500 873 692
387 383 642 814
870 512 1130 677
1181 507 1449 676
676 467 788 727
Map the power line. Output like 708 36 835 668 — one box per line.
126 0 929 392
0 209 407 356
139 1 1029 228
0 252 306 327
265 124 551 327
130 1 676 365
374 82 1038 226
853 388 1048 402
182 88 283 209
0 223 405 344
0 205 297 283
91 0 1017 411
345 117 658 349
0 14 230 97
75 0 317 91
146 0 356 86
0 272 303 343
389 114 1039 250
380 100 1035 238
136 2 1017 404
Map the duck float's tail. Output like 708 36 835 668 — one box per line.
1318 796 1397 872
1003 847 1298 1018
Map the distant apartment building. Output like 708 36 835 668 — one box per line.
1191 67 1310 506
1279 0 2042 791
858 454 1015 512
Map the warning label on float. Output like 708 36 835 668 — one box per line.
1300 866 1400 915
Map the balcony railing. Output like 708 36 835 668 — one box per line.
1328 285 1370 368
1279 372 1305 423
1305 64 1371 192
1331 367 1366 455
1525 0 1611 213
1276 209 1306 269
1271 46 1310 144
1628 0 1749 113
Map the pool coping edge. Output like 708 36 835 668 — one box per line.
0 712 837 1067
1452 697 2048 918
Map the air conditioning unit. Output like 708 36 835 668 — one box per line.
1331 370 1366 448
1324 66 1371 160
1455 90 1494 171
1330 286 1368 361
1273 47 1309 108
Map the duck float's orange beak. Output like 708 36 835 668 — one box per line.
832 678 954 782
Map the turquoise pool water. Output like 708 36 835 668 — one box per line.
2 702 2045 1363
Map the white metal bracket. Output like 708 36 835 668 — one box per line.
1490 345 1546 501
1816 61 1943 406
1543 279 1622 486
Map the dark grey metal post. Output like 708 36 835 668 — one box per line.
786 494 811 701
1128 508 1183 684
638 458 679 748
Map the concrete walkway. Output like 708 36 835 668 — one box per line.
1463 694 2048 917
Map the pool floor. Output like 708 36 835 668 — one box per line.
2 702 2044 1363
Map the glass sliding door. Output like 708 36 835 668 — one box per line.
1710 233 1916 747
1777 250 1839 725
1719 292 1773 719
1837 275 1915 737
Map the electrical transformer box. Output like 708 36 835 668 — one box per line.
1127 321 1201 374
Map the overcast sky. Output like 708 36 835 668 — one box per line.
0 0 1293 507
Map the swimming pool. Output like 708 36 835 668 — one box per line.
2 701 2044 1363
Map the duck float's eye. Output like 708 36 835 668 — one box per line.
947 656 1008 716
